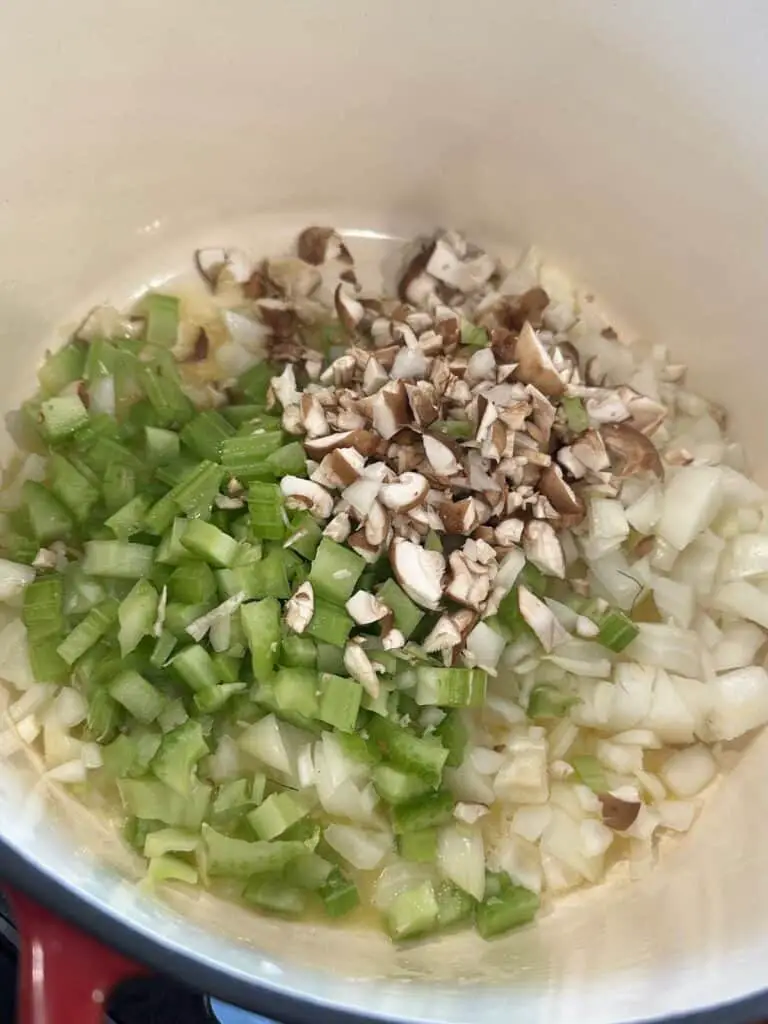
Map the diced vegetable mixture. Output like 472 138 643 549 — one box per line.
0 227 767 941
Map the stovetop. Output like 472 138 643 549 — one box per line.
0 894 263 1024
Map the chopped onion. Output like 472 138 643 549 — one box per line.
374 862 434 910
464 621 505 671
8 683 55 723
89 376 116 415
712 621 766 672
579 818 613 858
45 759 88 784
722 533 768 581
437 824 485 901
80 742 103 770
651 576 695 629
625 484 662 534
660 745 717 797
657 800 697 832
0 620 34 690
208 735 242 782
713 580 768 630
511 805 552 842
0 560 35 602
596 739 643 774
588 550 642 611
547 639 611 679
324 824 392 870
49 687 87 729
707 665 768 741
626 624 702 679
657 465 723 551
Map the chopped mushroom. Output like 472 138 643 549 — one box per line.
523 521 565 578
514 322 565 397
343 641 380 699
601 423 664 480
390 538 445 610
280 477 333 519
599 793 642 831
285 582 314 634
379 472 429 512
346 591 389 625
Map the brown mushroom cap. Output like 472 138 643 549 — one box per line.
598 793 642 831
297 226 338 265
600 423 664 480
539 464 586 524
514 322 566 397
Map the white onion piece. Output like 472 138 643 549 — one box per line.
660 745 717 797
579 819 614 859
547 640 611 679
374 862 434 910
712 622 766 672
208 735 242 782
223 309 270 352
510 805 552 842
437 824 485 901
493 734 548 804
541 809 601 882
723 533 768 581
707 665 768 741
625 624 702 679
45 759 87 784
80 742 103 770
671 676 712 738
0 454 47 513
719 466 766 509
651 576 695 629
297 744 315 789
625 484 662 534
657 800 697 832
495 549 526 593
89 375 116 415
713 581 768 630
49 687 87 729
43 724 82 767
596 740 642 774
657 465 723 551
644 669 696 744
635 769 667 803
238 714 304 778
611 729 662 748
464 621 505 671
672 531 724 597
609 664 656 731
0 620 36 690
324 824 392 870
468 747 505 775
444 758 496 805
8 683 55 723
588 550 642 611
0 560 35 602
540 849 581 893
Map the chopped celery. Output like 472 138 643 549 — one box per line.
283 511 322 561
157 696 187 732
460 322 489 347
29 640 70 683
306 598 354 648
38 340 87 395
57 598 119 665
211 652 241 683
376 579 424 638
373 765 431 806
212 778 256 820
193 682 246 713
109 670 165 723
39 394 89 441
415 666 487 708
475 881 539 939
286 852 334 892
368 719 448 786
155 519 190 565
527 685 580 719
180 410 234 462
151 720 208 796
242 878 305 917
318 674 363 732
237 361 278 404
171 645 219 693
23 577 64 641
143 828 200 859
436 881 475 929
319 868 360 917
597 608 639 653
435 711 468 768
181 519 239 568
280 635 316 669
392 791 454 834
144 293 179 348
145 426 181 465
102 464 136 513
85 688 120 744
48 454 100 522
247 791 311 841
151 629 177 668
170 460 225 520
168 561 216 605
139 361 194 427
386 881 439 941
570 754 608 793
398 828 438 863
274 666 320 720
315 643 345 675
265 442 307 479
164 602 209 639
105 495 151 540
118 778 211 829
22 482 73 543
220 433 284 479
309 538 364 605
82 540 155 579
144 855 198 888
562 395 589 434
248 483 284 541
118 578 158 656
241 598 281 681
201 824 305 877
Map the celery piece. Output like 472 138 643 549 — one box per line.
247 791 311 841
319 868 360 917
434 711 468 768
57 598 119 665
527 685 580 719
143 293 179 347
201 824 305 878
241 598 281 681
102 464 136 513
597 608 639 653
22 481 74 543
39 394 89 442
143 828 200 860
283 511 323 561
306 599 354 648
315 643 345 675
171 644 219 693
435 881 475 929
475 883 539 939
211 778 254 820
220 433 284 479
29 641 70 683
460 322 489 348
48 453 100 522
118 778 211 829
143 493 178 537
392 791 454 834
280 635 316 669
211 652 241 683
23 577 64 641
274 667 319 720
82 540 155 579
109 670 164 723
335 733 381 767
155 519 190 565
181 519 239 568
562 395 589 434
171 460 225 520
194 682 246 713
85 688 120 744
318 674 363 732
286 852 334 892
105 495 151 540
151 720 208 796
570 754 608 793
222 404 270 426
164 602 209 639
144 855 199 888
386 881 439 941
38 340 87 395
150 629 177 669
309 538 364 606
415 666 488 708
180 410 234 462
242 878 305 917
265 442 307 479
157 697 188 733
248 483 284 541
145 426 181 465
237 361 278 404
398 828 438 863
376 579 424 638
373 765 431 806
138 358 195 428
368 719 448 787
118 578 158 656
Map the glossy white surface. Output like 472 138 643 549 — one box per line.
1 2 767 1021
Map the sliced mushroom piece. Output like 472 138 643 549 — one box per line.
344 641 380 699
312 447 365 489
517 585 569 652
304 429 380 460
405 381 441 427
343 463 390 517
372 381 412 440
598 793 642 831
426 236 496 294
584 389 630 425
445 551 491 611
299 393 330 439
423 433 460 477
284 581 314 634
195 247 252 290
465 347 497 385
363 356 389 396
390 538 445 610
523 521 565 579
475 397 498 446
270 364 301 410
390 346 429 381
382 627 406 650
348 529 383 564
398 241 437 304
423 614 463 653
379 472 429 512
324 511 352 543
514 321 565 397
600 423 664 480
571 429 611 473
498 286 550 331
297 226 345 266
538 464 586 524
281 404 303 435
346 590 389 625
334 283 366 332
280 477 333 519
495 518 524 545
525 385 556 447
365 500 390 547
439 496 483 535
